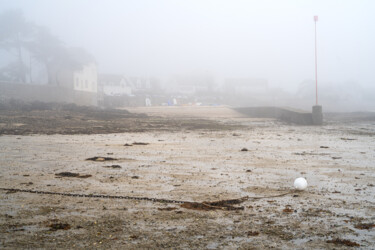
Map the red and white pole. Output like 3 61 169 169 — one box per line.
314 15 318 105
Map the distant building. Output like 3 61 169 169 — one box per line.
40 61 99 105
98 74 132 96
166 74 214 95
56 62 98 105
224 78 268 95
0 62 99 106
126 76 155 94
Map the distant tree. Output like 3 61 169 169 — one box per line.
0 61 28 82
0 10 95 85
27 28 95 85
66 47 95 69
0 10 35 82
26 26 67 85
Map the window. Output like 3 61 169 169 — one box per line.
85 80 88 88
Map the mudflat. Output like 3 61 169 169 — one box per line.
1 105 374 249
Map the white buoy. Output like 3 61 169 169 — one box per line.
294 177 308 190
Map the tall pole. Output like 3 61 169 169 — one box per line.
314 16 318 105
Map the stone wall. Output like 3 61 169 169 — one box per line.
0 82 97 106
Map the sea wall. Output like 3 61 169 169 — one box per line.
234 106 319 125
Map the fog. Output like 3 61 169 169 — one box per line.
1 0 375 111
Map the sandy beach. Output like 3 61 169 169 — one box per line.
1 106 374 249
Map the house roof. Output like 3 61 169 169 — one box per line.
98 74 124 85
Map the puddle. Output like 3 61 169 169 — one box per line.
103 165 122 169
86 157 118 161
55 172 92 178
180 197 247 211
49 222 71 231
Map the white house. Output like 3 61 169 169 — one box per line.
73 63 98 93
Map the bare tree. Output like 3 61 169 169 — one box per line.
0 10 95 85
0 10 34 82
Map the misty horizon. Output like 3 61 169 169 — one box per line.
1 0 375 111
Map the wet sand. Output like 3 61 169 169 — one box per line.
1 106 374 248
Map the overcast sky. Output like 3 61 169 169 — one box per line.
1 0 374 91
